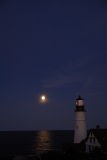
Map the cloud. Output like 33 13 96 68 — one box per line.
43 74 79 88
41 53 107 98
42 55 92 88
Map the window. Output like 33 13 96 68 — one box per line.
92 146 95 151
90 137 92 143
88 145 94 152
88 145 91 152
93 137 95 143
90 132 92 136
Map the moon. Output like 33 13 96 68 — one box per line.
39 95 48 103
41 95 46 100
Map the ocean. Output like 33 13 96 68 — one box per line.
0 130 74 155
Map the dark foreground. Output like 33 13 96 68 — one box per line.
0 131 107 159
0 151 107 160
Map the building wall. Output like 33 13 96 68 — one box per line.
86 132 101 152
74 112 87 143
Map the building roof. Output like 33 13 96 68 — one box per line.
89 129 107 150
76 96 83 100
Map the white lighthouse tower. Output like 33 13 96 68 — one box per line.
74 96 87 143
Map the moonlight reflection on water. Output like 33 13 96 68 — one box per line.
36 130 52 153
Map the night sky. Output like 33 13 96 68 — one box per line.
0 0 107 130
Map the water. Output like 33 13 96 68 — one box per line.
0 130 74 155
35 130 52 152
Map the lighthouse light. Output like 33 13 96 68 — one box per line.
76 100 84 106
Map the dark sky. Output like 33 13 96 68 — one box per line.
0 0 107 130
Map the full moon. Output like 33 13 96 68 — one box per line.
39 95 48 103
41 95 46 100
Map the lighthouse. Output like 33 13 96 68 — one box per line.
74 96 87 143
